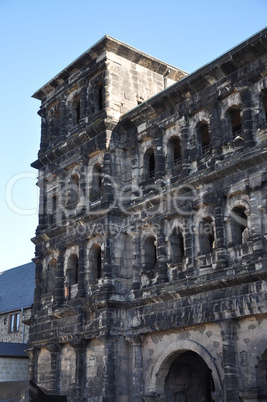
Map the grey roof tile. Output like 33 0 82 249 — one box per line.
0 262 35 314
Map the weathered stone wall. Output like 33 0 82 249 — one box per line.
0 308 31 343
106 51 177 118
29 30 267 401
0 357 28 382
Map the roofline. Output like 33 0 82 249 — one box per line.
0 305 33 315
120 27 267 124
32 35 187 101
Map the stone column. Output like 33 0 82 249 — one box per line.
156 225 168 284
214 204 228 268
184 221 195 270
100 232 114 293
70 339 86 402
38 108 48 152
36 174 46 231
132 231 142 291
240 86 255 149
180 116 191 176
46 344 61 394
131 149 140 197
32 258 42 314
103 151 113 209
101 337 116 401
77 239 87 298
80 80 87 121
249 176 264 258
220 319 240 401
78 155 89 215
54 246 65 306
155 131 165 182
209 103 222 158
126 336 144 402
26 347 38 384
67 101 73 133
59 97 66 141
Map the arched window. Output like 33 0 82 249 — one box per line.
49 105 60 140
169 227 185 263
50 194 58 225
95 83 103 111
199 217 215 255
144 148 155 180
169 136 181 168
229 106 242 141
145 236 157 271
260 90 267 126
197 121 210 157
74 99 81 124
90 163 102 203
67 254 78 286
46 259 57 293
92 163 102 191
66 174 79 206
231 206 248 245
89 243 102 285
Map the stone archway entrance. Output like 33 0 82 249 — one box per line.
164 351 214 402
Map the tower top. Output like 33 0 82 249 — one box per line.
32 35 187 101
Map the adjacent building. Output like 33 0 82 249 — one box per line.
29 29 267 401
0 262 35 400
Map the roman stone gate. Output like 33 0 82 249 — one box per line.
142 337 223 402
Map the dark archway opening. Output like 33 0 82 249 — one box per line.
164 351 214 402
256 348 267 399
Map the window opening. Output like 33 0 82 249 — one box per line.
67 174 79 206
144 149 155 180
67 253 79 286
75 100 81 124
47 259 57 293
230 107 241 140
92 164 102 190
170 227 185 263
98 85 103 110
9 313 19 333
199 122 210 156
145 236 157 271
96 246 102 279
51 195 57 225
231 206 248 245
199 217 215 254
89 244 102 285
169 137 181 168
149 152 155 178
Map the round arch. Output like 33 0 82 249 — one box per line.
148 339 222 398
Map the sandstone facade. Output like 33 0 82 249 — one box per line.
29 30 267 401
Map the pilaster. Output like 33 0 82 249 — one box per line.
220 319 240 401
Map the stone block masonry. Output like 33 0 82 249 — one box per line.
29 30 267 401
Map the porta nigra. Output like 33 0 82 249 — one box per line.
28 29 267 401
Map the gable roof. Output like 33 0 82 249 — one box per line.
0 262 35 314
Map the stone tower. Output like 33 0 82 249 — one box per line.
29 30 267 401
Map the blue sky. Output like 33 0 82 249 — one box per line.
0 0 266 270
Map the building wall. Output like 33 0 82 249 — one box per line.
29 30 267 401
0 357 28 382
0 308 31 343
